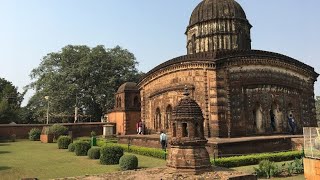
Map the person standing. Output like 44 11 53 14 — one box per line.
270 110 276 132
288 114 296 135
138 120 143 135
160 131 167 150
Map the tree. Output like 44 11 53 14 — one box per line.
28 45 143 122
0 78 24 124
316 96 320 126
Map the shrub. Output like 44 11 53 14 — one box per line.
91 131 97 137
292 158 304 174
88 147 101 159
100 146 124 165
49 124 68 140
212 151 302 168
57 136 72 149
68 143 75 152
74 141 91 156
75 137 91 144
28 128 41 141
10 134 16 142
119 155 138 170
254 160 281 178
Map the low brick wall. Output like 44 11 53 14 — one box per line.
118 135 162 149
0 122 115 139
210 138 292 157
117 135 302 157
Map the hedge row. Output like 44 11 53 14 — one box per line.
212 151 303 168
98 142 166 159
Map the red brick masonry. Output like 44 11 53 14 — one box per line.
0 122 115 139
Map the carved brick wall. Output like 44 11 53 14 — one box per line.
221 57 317 137
139 62 217 136
138 51 318 138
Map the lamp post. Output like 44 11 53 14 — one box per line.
44 96 50 124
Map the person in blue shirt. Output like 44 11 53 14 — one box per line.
160 131 167 150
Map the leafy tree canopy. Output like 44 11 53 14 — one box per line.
0 77 24 124
27 45 143 123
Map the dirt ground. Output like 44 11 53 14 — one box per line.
56 166 251 180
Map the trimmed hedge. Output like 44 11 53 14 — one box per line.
119 155 138 170
74 141 91 156
100 146 124 165
28 128 41 141
57 136 72 149
68 143 75 152
88 147 101 159
98 142 166 159
212 151 303 168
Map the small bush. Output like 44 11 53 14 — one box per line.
212 151 302 168
68 143 75 152
28 128 41 141
91 131 97 137
254 160 281 178
292 158 304 174
57 136 72 149
119 155 138 170
10 134 16 142
88 147 101 159
49 124 68 140
74 141 91 156
75 137 91 144
100 146 124 165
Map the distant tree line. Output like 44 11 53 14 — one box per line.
0 45 143 124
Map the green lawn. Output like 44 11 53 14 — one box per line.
232 161 304 180
0 140 166 180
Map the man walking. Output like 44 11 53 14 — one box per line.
160 131 167 151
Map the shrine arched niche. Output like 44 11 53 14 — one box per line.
253 101 263 133
165 105 172 130
154 107 161 132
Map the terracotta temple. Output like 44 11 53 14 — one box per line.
108 0 318 138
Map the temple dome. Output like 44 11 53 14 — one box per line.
189 0 248 27
186 0 252 54
117 82 138 93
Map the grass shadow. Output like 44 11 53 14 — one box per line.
0 143 11 146
0 166 11 171
0 151 11 154
213 166 236 172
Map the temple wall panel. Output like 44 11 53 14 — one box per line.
224 61 317 137
140 65 217 136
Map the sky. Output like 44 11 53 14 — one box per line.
0 0 320 106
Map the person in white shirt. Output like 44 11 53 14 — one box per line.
160 131 167 150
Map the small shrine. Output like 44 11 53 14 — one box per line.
167 88 211 173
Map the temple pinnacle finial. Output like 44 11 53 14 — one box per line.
183 86 190 96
